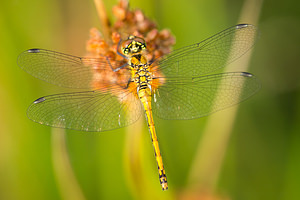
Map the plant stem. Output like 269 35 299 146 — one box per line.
93 0 111 41
188 0 263 192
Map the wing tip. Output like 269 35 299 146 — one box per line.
27 48 41 53
236 24 252 29
240 72 253 77
33 97 46 104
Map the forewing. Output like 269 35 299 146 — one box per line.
27 89 142 132
17 49 128 89
152 72 260 120
152 24 258 77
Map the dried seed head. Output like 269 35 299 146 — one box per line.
86 0 175 92
87 0 175 59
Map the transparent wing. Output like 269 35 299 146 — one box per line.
17 49 128 89
27 89 142 132
152 72 260 120
152 24 258 77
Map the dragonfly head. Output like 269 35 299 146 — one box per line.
119 35 146 56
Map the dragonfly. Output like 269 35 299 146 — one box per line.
18 24 260 191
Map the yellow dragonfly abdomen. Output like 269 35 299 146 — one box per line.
123 36 168 190
138 84 168 190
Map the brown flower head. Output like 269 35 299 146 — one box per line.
86 0 175 94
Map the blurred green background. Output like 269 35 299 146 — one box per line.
1 0 300 199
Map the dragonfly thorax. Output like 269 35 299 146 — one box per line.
118 35 153 93
131 59 152 91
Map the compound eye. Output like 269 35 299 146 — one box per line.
134 37 146 49
120 39 133 55
121 39 132 49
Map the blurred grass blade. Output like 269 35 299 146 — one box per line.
187 0 263 192
93 0 111 41
52 128 86 200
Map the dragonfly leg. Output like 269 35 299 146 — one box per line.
106 57 128 72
